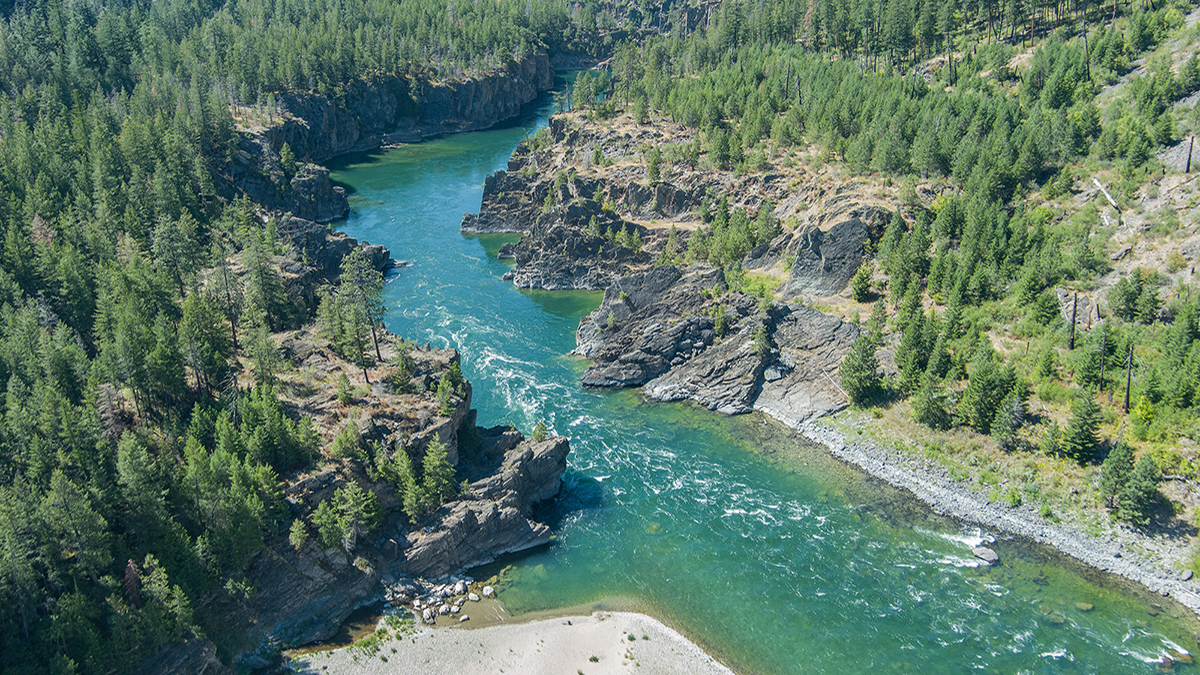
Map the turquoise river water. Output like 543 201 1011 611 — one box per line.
327 75 1200 674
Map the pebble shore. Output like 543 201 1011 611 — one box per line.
799 418 1200 614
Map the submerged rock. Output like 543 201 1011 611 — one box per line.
972 547 1000 565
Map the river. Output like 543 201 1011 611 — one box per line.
326 74 1200 674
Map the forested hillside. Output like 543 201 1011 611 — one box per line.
578 0 1200 533
4 0 1200 669
0 0 599 671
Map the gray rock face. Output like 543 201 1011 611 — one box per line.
753 306 862 426
576 265 858 423
575 266 726 387
403 437 570 578
278 215 391 280
780 206 889 298
503 222 653 290
135 638 231 675
264 52 554 164
644 312 770 415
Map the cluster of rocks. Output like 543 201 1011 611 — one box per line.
385 577 498 625
501 219 653 290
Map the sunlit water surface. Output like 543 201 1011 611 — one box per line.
327 75 1200 674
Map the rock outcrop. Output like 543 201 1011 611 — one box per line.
262 52 554 164
503 220 653 290
135 638 230 675
575 265 858 422
463 111 905 298
224 136 351 223
193 331 570 667
779 204 890 299
219 52 555 228
404 434 571 578
277 214 392 281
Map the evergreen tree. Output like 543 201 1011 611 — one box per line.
420 439 456 513
911 370 950 429
1100 442 1135 508
1119 455 1161 525
1061 390 1101 464
337 248 386 364
851 262 873 302
840 334 881 406
958 349 1000 434
990 389 1025 452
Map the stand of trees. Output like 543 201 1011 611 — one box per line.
0 0 599 669
595 0 1197 526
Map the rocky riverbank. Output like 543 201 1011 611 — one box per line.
460 110 901 298
573 265 858 421
799 417 1200 614
481 110 1200 621
138 57 579 670
215 51 559 226
158 313 572 672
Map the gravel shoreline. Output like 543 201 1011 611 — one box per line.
797 416 1200 615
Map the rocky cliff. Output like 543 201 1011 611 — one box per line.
404 432 571 577
183 327 571 670
217 52 555 227
461 111 907 300
259 52 554 164
575 265 859 421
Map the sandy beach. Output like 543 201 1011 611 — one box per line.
289 611 735 675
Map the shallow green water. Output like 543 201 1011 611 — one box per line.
328 79 1200 674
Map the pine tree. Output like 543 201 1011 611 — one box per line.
280 142 298 179
958 349 1000 434
338 248 386 364
911 370 949 429
1100 442 1135 508
990 389 1025 452
851 262 873 302
420 439 456 513
1061 390 1101 464
840 334 881 406
1119 454 1161 525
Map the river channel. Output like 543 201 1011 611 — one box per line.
327 74 1200 674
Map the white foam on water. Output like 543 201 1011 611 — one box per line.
921 526 994 549
937 556 982 569
1162 638 1190 655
